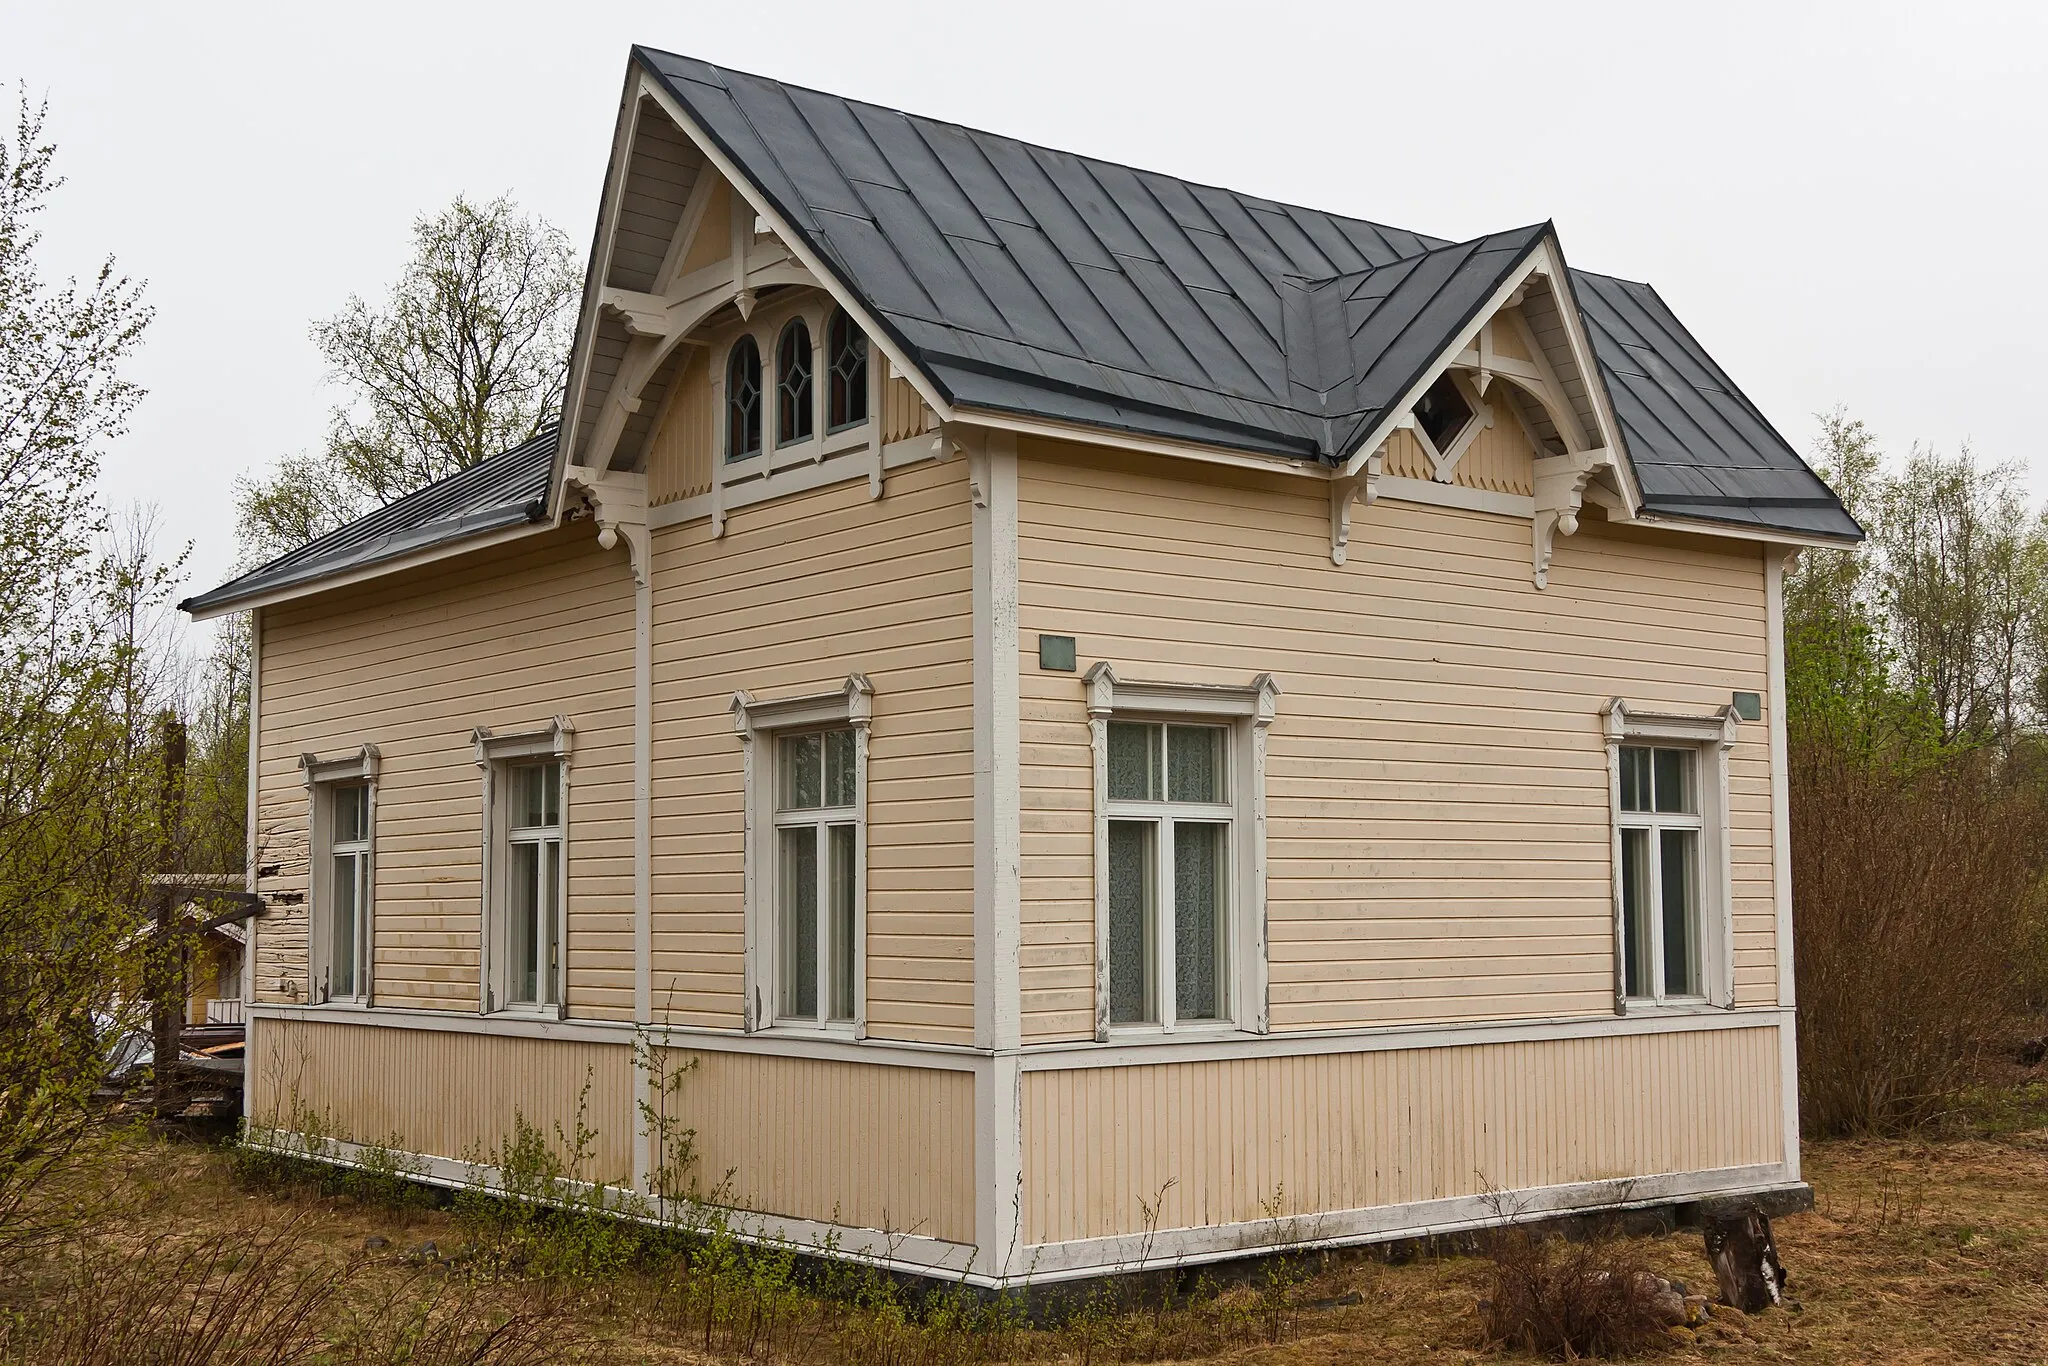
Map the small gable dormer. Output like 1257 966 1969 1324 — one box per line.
1320 227 1634 584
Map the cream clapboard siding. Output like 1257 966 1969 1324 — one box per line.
648 459 975 1041
658 1049 976 1243
248 1017 635 1180
1020 1024 1784 1244
253 526 637 1017
1016 439 1776 1041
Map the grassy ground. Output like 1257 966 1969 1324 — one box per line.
6 1089 2048 1364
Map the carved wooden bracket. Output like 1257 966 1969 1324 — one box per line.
1531 448 1606 588
565 468 650 587
1329 446 1384 566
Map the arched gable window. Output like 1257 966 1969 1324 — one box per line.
776 319 815 445
726 336 762 461
827 308 869 431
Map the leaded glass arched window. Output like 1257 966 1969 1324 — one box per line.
827 308 869 431
726 336 762 461
776 319 814 445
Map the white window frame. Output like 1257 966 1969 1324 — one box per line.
709 294 885 527
1407 368 1493 484
473 717 574 1018
730 675 873 1037
1083 664 1281 1042
299 744 379 1007
1602 698 1738 1013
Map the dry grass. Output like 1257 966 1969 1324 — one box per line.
7 1106 2048 1364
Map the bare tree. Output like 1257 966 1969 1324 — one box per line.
236 194 580 559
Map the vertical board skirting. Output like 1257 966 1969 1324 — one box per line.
248 1018 636 1180
654 1046 977 1244
1018 1024 1784 1245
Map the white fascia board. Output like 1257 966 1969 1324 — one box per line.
1337 240 1561 480
1596 507 1859 551
1538 241 1640 514
948 406 1321 478
182 521 553 622
553 65 650 508
631 65 957 427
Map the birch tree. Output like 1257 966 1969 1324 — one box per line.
235 194 580 559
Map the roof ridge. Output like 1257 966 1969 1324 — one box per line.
633 46 1451 259
1280 221 1554 290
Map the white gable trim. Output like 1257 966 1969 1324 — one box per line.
631 67 957 428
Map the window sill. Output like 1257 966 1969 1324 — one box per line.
749 1023 861 1041
1103 1023 1258 1044
1618 999 1728 1018
486 1004 564 1022
305 998 375 1013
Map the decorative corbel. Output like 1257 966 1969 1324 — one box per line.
1329 446 1383 566
599 288 670 339
565 468 651 586
1531 448 1605 589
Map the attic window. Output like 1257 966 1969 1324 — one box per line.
1414 373 1474 454
727 337 763 461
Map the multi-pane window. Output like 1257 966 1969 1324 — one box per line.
324 783 371 1001
501 761 563 1009
1617 745 1703 1002
775 319 814 445
1105 721 1231 1027
827 308 868 431
775 729 857 1026
726 336 763 460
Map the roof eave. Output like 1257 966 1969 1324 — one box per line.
179 506 550 621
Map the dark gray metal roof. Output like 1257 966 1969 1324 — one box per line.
639 47 1857 541
180 426 556 615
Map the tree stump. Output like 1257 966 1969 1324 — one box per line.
1702 1206 1786 1313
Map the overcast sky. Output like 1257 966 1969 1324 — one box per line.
7 0 2046 607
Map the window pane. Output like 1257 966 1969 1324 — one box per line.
779 827 818 1020
330 851 358 998
511 763 558 830
1621 827 1653 999
1653 748 1693 814
1173 821 1226 1020
824 728 856 808
828 824 856 1022
1660 829 1701 996
1107 722 1160 801
541 838 560 1005
776 320 814 444
780 733 823 811
1167 726 1224 804
1618 747 1650 813
1107 821 1155 1023
828 310 868 430
509 841 540 1004
334 784 368 844
727 338 762 460
1415 372 1474 453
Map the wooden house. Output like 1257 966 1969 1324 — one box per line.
181 47 1859 1285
